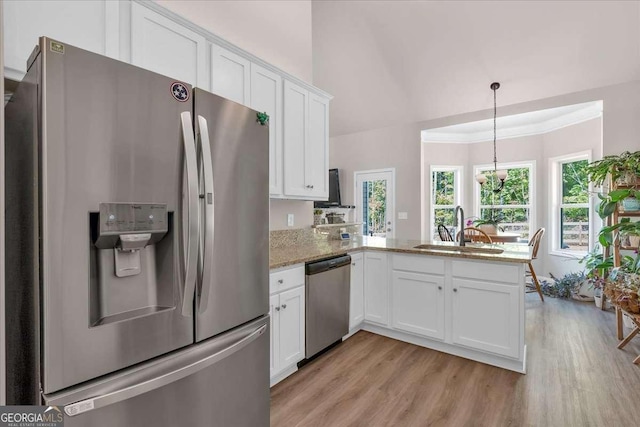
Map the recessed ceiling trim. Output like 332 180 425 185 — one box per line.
422 101 603 144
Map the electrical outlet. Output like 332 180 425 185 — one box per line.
398 212 408 220
287 214 294 227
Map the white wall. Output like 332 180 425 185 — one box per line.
156 0 312 82
330 122 424 239
269 200 314 230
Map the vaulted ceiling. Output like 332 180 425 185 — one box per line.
312 1 640 137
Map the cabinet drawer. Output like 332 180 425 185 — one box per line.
270 265 305 295
452 260 521 284
392 254 445 275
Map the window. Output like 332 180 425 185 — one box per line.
550 152 592 254
474 162 535 239
430 166 462 240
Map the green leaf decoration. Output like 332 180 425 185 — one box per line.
256 112 269 126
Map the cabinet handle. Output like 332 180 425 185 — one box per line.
275 306 280 311
438 286 442 290
277 279 283 284
281 304 287 309
453 288 458 292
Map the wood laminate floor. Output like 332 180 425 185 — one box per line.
270 295 640 426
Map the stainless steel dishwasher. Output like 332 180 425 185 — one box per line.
304 254 351 359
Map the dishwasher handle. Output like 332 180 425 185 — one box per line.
306 255 352 275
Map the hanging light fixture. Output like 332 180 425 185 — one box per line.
475 82 507 193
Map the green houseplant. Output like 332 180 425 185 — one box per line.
586 150 640 187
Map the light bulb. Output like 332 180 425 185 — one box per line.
496 170 508 181
475 173 487 185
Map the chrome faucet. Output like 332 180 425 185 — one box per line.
454 206 465 246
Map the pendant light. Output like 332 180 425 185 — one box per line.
475 82 507 193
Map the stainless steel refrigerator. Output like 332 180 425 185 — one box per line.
5 37 270 426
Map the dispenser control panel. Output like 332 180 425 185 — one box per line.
94 203 169 250
100 203 168 234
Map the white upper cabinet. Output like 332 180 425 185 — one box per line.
3 0 119 80
283 80 330 200
131 2 207 88
211 44 250 105
283 80 309 197
251 64 283 196
307 94 330 199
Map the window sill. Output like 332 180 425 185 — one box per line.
549 250 586 260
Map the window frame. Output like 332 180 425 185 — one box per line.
549 150 593 257
429 165 463 241
472 160 536 239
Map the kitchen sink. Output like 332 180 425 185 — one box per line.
413 244 504 254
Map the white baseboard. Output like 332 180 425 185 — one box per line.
342 324 363 340
270 364 298 387
362 323 527 374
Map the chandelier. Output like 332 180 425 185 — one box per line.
475 82 507 193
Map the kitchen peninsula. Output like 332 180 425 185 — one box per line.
269 231 532 385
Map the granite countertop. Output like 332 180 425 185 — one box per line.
269 235 532 269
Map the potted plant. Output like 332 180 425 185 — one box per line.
597 217 640 248
313 209 323 226
586 150 640 187
597 188 640 217
472 211 504 235
580 246 612 306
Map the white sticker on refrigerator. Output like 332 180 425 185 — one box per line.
170 82 190 102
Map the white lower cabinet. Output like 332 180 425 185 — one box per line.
278 286 306 367
349 252 365 330
358 252 526 373
269 294 280 378
364 252 388 325
451 278 520 358
269 266 305 385
391 271 445 340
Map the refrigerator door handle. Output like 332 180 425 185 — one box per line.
197 115 214 314
63 323 267 417
180 111 200 317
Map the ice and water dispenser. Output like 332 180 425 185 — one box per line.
89 203 175 326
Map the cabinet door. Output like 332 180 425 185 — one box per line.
251 64 283 196
3 0 119 80
131 2 207 88
269 294 280 378
306 93 329 199
349 253 365 329
364 252 389 325
391 271 445 340
283 80 309 197
451 278 520 358
211 44 250 105
278 286 306 367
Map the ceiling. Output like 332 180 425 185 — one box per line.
311 1 640 137
422 101 602 143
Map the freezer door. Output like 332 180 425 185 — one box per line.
194 89 269 341
37 38 196 393
44 317 269 427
